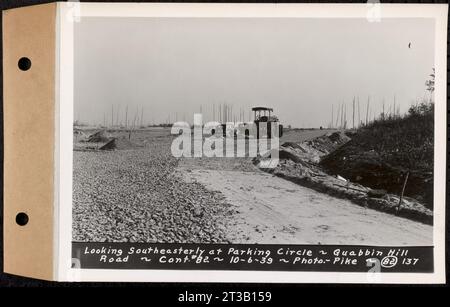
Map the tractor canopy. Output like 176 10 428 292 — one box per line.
252 107 279 122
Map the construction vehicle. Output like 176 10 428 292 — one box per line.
211 106 283 139
251 107 283 139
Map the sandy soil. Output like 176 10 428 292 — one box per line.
179 166 433 246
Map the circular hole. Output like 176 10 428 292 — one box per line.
18 57 32 71
16 212 29 226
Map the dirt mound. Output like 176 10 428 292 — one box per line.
111 136 143 150
329 131 351 143
321 145 433 209
86 130 109 143
306 131 351 153
254 129 433 224
282 142 306 151
278 148 304 163
270 161 432 225
255 154 432 225
320 112 434 209
99 138 116 150
278 131 351 164
74 129 87 137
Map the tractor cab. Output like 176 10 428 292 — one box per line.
252 107 283 138
252 107 277 123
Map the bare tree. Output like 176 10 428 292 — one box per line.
425 68 435 102
352 97 355 129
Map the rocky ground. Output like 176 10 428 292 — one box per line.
73 131 234 243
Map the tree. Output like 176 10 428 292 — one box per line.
425 68 435 95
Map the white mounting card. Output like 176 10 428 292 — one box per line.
3 2 447 283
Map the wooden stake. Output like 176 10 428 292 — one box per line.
397 171 410 210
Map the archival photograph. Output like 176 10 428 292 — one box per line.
72 16 435 249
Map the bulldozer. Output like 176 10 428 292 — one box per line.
251 107 283 139
211 106 283 139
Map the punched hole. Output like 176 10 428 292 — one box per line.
16 212 29 226
18 57 32 71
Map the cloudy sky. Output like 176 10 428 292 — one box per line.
74 17 434 128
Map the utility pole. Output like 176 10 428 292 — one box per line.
352 97 355 129
116 105 120 127
366 96 370 126
111 105 114 127
393 95 396 118
357 96 361 127
335 103 340 128
331 105 334 129
344 103 347 129
223 104 225 122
